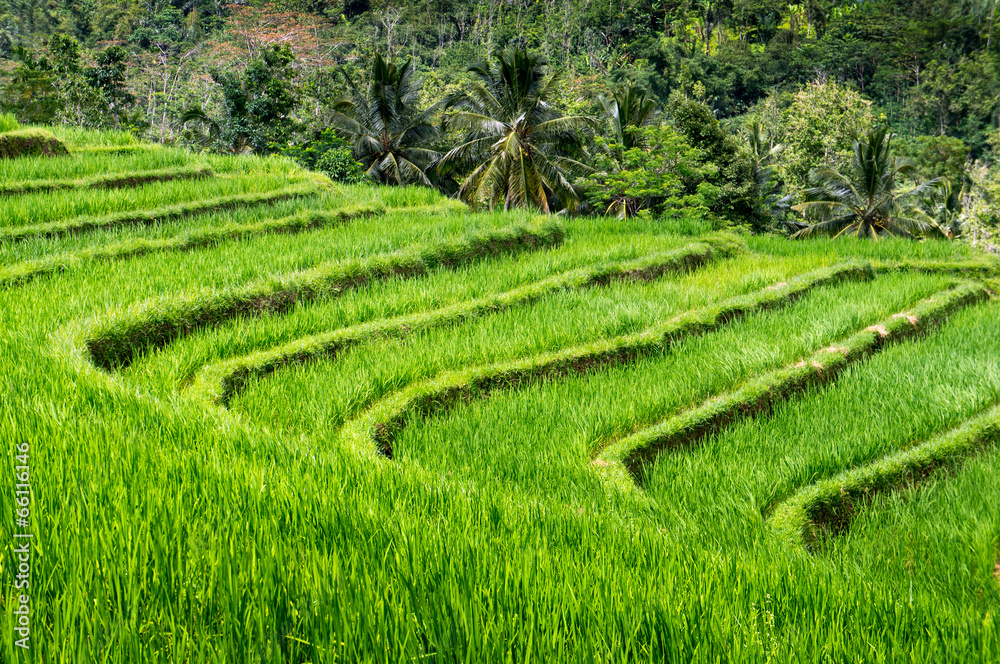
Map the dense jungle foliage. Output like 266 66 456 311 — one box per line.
0 0 997 244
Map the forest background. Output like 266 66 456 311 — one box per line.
0 0 998 242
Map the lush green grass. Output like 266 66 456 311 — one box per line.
639 296 1000 551
184 238 741 407
824 419 1000 606
0 170 317 234
0 147 196 186
0 112 20 133
0 186 464 265
0 163 214 196
375 272 958 500
4 128 1000 663
599 281 989 488
130 227 733 394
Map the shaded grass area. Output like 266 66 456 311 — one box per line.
0 127 68 158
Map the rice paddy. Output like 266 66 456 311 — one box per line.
2 129 1000 662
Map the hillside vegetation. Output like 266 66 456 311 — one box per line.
2 128 1000 661
1 1 1000 246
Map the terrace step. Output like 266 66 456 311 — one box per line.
339 262 874 459
593 281 991 491
183 238 742 407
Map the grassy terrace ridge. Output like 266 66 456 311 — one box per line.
0 127 69 158
8 127 1000 662
185 236 744 407
0 146 194 184
771 400 1000 551
72 218 564 370
0 163 214 196
0 203 385 287
596 280 992 488
339 261 873 458
0 179 324 241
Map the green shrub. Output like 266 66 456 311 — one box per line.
0 112 20 132
0 128 69 159
282 130 366 183
316 147 366 183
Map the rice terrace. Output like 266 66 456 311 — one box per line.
0 119 997 662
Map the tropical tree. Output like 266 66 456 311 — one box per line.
742 120 791 221
439 47 592 213
792 127 941 239
331 52 440 186
915 179 964 239
583 124 713 220
599 82 658 151
182 45 298 155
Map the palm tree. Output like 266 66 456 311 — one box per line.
792 126 940 239
916 178 964 239
438 47 592 213
599 83 658 150
331 53 440 186
743 120 792 223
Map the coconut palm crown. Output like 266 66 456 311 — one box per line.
439 47 592 213
331 53 440 186
599 83 658 150
792 126 940 239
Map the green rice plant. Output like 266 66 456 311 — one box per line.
0 179 322 242
0 187 466 267
0 203 383 287
0 168 321 232
74 218 565 370
126 219 716 393
595 281 991 492
0 146 194 184
380 273 952 508
44 124 140 148
227 257 941 447
6 126 1000 663
819 429 1000 606
628 297 1000 556
339 262 873 458
0 112 20 132
770 402 1000 551
185 237 743 407
0 163 214 196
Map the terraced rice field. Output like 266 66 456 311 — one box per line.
2 128 1000 662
